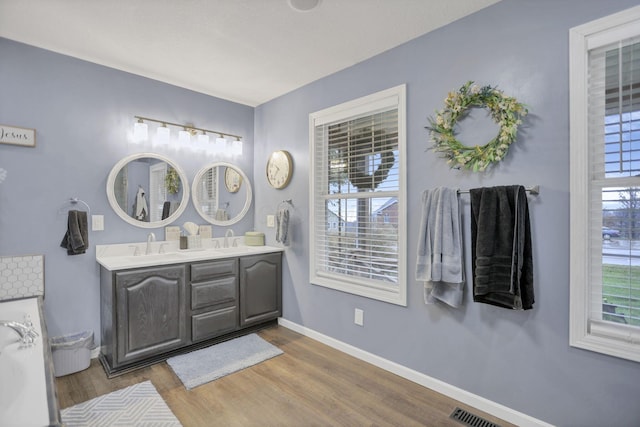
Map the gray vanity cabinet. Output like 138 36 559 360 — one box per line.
114 265 188 366
240 252 282 327
99 250 282 377
190 258 239 342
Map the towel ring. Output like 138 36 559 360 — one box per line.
277 199 293 210
57 197 91 216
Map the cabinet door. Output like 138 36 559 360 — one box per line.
239 253 282 327
115 265 187 365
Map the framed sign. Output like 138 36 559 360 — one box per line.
0 124 36 147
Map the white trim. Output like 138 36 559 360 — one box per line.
308 84 407 306
278 318 553 427
569 5 640 363
90 346 101 359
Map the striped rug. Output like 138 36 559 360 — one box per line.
61 380 181 426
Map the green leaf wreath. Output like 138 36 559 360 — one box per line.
426 81 528 172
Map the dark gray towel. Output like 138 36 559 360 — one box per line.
470 185 534 310
60 210 88 255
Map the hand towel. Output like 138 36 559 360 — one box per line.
215 208 229 221
416 187 464 307
470 185 534 310
276 207 290 244
161 201 171 220
60 210 88 255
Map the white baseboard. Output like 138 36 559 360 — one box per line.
90 346 101 359
278 318 553 427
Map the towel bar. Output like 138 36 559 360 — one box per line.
457 185 539 195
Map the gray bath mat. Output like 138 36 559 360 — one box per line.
61 380 181 426
167 333 283 390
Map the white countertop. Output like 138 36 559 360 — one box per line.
0 297 53 427
96 238 284 271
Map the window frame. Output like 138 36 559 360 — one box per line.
569 5 640 363
309 85 407 306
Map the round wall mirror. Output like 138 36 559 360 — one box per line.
106 152 190 228
192 162 252 226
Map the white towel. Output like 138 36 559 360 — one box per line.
133 186 148 221
276 208 289 244
416 187 464 307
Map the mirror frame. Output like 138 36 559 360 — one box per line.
192 161 252 226
106 152 190 229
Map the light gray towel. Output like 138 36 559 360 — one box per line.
215 209 229 221
276 208 289 244
416 187 464 307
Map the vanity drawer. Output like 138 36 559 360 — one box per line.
191 259 238 282
192 307 238 342
191 276 237 311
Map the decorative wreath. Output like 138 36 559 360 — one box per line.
426 81 528 172
347 129 395 190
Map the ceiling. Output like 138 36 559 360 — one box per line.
0 0 501 107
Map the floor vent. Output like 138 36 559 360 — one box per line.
450 407 502 427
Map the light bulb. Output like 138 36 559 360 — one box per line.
197 132 210 151
133 120 148 143
156 125 170 145
215 136 227 154
178 129 191 144
232 139 243 156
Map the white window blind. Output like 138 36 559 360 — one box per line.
149 162 168 223
196 167 219 217
310 85 406 305
570 6 640 363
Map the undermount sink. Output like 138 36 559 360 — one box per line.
124 252 188 262
213 246 254 253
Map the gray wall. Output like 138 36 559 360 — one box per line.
0 37 255 345
253 1 640 426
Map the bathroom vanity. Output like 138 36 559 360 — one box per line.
97 242 282 377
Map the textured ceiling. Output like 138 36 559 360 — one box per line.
0 0 501 106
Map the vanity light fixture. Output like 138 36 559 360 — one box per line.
197 130 210 150
215 134 227 154
133 118 148 142
156 123 170 145
231 138 243 156
178 127 191 144
132 115 243 154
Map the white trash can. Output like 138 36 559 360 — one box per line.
50 330 93 377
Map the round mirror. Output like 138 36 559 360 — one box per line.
106 152 189 228
192 162 252 226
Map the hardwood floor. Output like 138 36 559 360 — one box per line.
56 325 514 426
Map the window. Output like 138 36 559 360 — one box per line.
310 85 406 305
570 6 640 362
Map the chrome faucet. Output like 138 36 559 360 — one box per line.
146 232 156 255
0 318 39 345
224 229 234 248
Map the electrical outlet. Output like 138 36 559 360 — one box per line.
91 215 104 231
354 308 364 326
267 215 275 227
